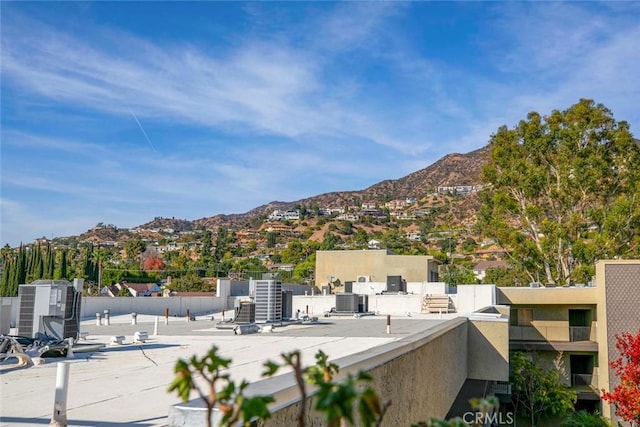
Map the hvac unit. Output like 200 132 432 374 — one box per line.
254 280 282 323
281 290 293 320
356 275 371 283
0 298 11 335
344 281 354 293
335 293 359 312
386 275 406 293
234 301 256 324
17 279 83 341
358 294 368 313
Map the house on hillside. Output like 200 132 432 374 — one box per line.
385 199 407 210
263 223 293 233
336 213 359 221
473 260 508 281
122 282 162 297
406 232 422 241
268 263 295 272
100 284 122 297
367 239 381 249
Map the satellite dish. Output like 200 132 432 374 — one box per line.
327 275 336 283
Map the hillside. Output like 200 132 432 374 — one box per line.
194 145 489 230
73 145 489 243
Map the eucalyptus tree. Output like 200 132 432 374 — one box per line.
481 99 640 285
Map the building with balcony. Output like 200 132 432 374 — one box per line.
496 259 640 424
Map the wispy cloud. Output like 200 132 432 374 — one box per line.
1 2 639 246
1 6 427 155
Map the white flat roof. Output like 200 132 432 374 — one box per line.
1 312 453 426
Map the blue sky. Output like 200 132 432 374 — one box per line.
2 2 639 247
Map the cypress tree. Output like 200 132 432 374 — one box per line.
17 245 27 285
35 247 44 279
0 258 11 296
44 244 54 279
57 250 68 279
26 245 34 281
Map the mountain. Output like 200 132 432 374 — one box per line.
76 145 490 242
193 145 490 230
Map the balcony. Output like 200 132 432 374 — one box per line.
509 325 596 341
572 374 592 386
509 325 598 351
569 326 592 342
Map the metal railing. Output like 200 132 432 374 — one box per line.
572 374 596 387
569 326 592 341
490 383 511 395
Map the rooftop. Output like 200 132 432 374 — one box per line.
1 312 454 426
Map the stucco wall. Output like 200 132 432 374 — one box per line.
261 318 470 426
80 296 230 318
456 285 496 313
292 295 335 316
497 287 597 305
315 250 435 288
466 318 509 381
292 294 425 316
168 317 511 427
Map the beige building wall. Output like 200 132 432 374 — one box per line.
497 287 598 305
315 250 437 288
506 304 597 342
467 318 509 382
498 260 640 423
262 318 472 426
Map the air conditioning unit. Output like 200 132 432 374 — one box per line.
356 275 371 283
17 279 83 341
335 293 359 312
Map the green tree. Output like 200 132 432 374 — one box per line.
168 346 273 427
124 238 146 265
441 264 477 286
354 228 369 247
0 256 14 296
419 215 435 236
321 232 340 250
54 250 68 279
213 227 237 261
170 273 211 292
42 244 54 279
381 229 411 254
482 266 531 287
461 238 477 254
292 254 316 283
481 99 640 285
337 220 354 235
511 352 576 426
561 410 611 427
281 241 305 264
201 230 213 262
266 232 277 249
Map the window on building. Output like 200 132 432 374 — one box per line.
510 308 533 326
